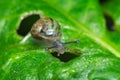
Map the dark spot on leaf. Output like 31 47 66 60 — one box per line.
17 14 40 36
99 0 110 5
51 52 79 62
103 13 115 31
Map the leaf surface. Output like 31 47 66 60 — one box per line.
0 0 120 80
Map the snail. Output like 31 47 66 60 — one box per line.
31 17 79 56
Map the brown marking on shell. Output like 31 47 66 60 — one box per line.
31 18 61 42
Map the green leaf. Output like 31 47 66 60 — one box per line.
0 0 120 80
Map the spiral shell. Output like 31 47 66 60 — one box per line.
31 18 61 41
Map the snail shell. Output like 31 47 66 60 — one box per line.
31 18 61 42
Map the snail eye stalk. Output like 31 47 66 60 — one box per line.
62 40 80 45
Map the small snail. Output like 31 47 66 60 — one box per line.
31 17 79 56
